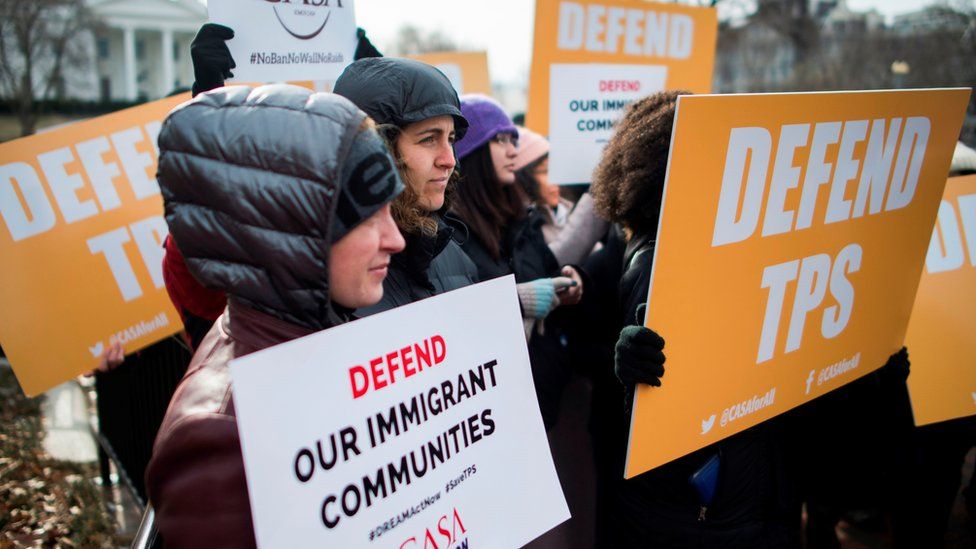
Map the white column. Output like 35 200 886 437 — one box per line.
123 26 137 100
161 28 174 97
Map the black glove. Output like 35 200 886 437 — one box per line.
614 304 666 388
354 27 382 60
190 23 236 97
879 346 910 385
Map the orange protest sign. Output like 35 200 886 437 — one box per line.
527 0 717 183
625 89 971 478
0 95 189 396
408 51 492 96
906 175 976 426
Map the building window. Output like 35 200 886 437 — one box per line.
100 77 111 102
97 38 110 60
136 39 145 60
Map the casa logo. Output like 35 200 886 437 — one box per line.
264 0 345 40
399 507 469 549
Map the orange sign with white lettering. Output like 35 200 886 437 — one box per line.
408 51 492 96
527 0 717 183
0 96 187 396
625 89 970 478
906 175 976 426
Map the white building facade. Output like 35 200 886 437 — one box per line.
77 0 206 101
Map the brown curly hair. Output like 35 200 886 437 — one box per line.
376 124 458 237
591 90 688 237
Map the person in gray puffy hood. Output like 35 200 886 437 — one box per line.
333 57 480 315
146 84 405 548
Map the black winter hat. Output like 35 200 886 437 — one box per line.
332 127 404 243
157 84 404 329
334 57 469 139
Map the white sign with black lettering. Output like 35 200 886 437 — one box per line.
208 0 357 82
231 276 569 548
548 63 667 184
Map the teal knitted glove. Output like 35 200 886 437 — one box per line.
517 278 568 319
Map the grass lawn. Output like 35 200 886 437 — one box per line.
0 115 92 144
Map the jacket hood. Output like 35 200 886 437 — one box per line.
334 57 469 139
157 84 402 330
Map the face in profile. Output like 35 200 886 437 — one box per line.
490 132 518 185
328 203 405 309
396 115 457 211
532 157 561 208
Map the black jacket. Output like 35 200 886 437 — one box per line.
455 208 570 428
358 216 479 316
456 207 559 283
582 231 799 548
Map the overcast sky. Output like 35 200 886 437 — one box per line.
204 1 942 86
352 0 938 85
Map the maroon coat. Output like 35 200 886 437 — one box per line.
145 302 313 548
149 84 400 547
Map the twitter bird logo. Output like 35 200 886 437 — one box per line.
701 414 716 434
89 341 104 358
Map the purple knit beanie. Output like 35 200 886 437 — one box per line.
454 94 518 160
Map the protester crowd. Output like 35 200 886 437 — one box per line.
88 23 976 548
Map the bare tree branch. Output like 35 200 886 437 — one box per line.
0 0 94 136
387 25 462 56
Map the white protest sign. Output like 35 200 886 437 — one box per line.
208 0 357 83
548 63 666 184
230 276 569 547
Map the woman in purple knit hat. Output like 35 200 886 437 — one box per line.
450 94 584 430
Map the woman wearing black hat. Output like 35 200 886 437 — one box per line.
167 28 478 321
161 24 390 345
148 84 406 547
333 57 480 315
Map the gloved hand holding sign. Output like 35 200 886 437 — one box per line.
191 23 236 97
190 24 383 97
614 303 666 388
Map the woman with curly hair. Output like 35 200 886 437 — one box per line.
588 90 801 547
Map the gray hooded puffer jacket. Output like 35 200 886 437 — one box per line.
157 84 402 330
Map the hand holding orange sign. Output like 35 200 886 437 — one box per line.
625 89 970 478
0 96 187 396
